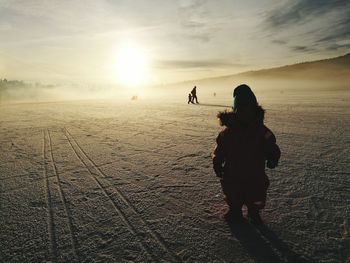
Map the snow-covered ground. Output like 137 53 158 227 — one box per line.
0 87 349 262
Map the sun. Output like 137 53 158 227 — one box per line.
114 44 148 87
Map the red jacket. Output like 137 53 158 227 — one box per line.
213 107 280 195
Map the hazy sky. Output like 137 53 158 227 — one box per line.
0 0 349 84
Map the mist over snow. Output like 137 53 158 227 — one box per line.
1 83 349 261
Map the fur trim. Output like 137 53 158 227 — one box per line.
217 106 265 127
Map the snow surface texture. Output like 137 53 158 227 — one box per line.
0 88 349 262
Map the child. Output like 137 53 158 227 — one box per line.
188 93 192 104
212 84 280 224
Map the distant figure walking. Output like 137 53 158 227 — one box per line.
191 86 198 104
187 93 192 104
212 84 280 224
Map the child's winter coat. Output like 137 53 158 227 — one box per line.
212 106 280 208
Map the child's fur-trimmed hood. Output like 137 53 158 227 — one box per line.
217 105 265 128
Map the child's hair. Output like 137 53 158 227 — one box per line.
233 84 257 110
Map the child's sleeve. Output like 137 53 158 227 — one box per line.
263 126 281 169
212 133 225 177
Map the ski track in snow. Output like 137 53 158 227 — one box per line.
0 91 349 262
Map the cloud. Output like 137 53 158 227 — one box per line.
187 33 212 43
181 20 206 29
290 45 317 53
266 0 350 28
265 0 350 53
325 43 350 51
154 59 245 69
316 16 350 43
272 39 287 45
176 0 217 43
178 0 207 14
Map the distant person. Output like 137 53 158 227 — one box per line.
212 84 280 224
191 86 198 104
188 93 192 104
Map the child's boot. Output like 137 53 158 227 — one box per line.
226 211 245 224
224 198 244 223
224 208 244 222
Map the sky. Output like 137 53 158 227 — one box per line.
0 0 349 85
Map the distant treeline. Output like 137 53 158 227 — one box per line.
0 78 55 101
0 78 25 87
0 78 54 89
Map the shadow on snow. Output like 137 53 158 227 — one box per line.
193 103 232 108
229 222 311 263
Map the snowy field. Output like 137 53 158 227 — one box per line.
0 87 349 262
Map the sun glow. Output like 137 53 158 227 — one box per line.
114 44 149 87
